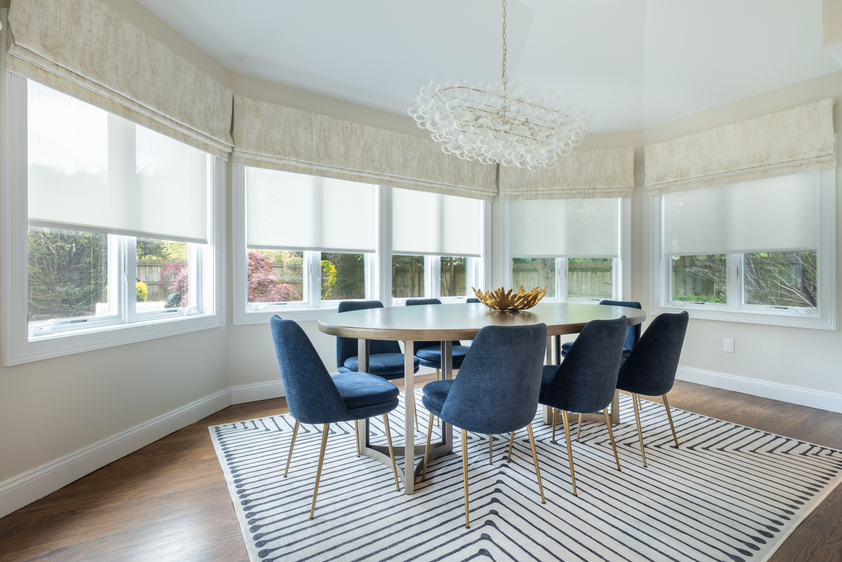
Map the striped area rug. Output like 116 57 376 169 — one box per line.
209 392 842 562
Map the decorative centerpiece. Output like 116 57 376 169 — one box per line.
471 286 547 312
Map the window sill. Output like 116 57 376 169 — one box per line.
653 302 835 331
5 312 224 366
234 306 339 325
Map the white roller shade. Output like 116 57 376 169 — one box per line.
246 167 375 253
27 81 209 244
663 171 820 256
510 198 620 258
392 188 482 257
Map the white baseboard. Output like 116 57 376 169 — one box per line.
231 380 285 404
677 366 842 414
0 387 232 520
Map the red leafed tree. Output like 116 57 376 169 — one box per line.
247 251 301 302
156 251 300 307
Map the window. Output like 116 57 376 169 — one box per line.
390 188 483 302
237 166 375 316
651 170 835 329
507 198 629 302
2 75 223 365
233 173 489 323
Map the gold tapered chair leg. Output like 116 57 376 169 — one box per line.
422 412 435 481
415 409 419 432
526 424 546 504
284 420 300 477
631 393 648 467
552 407 558 443
561 410 578 496
309 423 330 519
354 420 360 458
461 429 470 529
663 394 680 448
507 432 515 463
576 412 584 442
603 409 622 471
383 413 401 492
489 434 493 464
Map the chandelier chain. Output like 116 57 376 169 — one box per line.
502 0 507 86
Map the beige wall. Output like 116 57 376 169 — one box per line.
2 0 841 505
825 0 842 45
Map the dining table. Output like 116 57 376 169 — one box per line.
318 301 646 494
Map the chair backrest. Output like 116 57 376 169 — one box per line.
270 316 348 424
543 316 627 413
599 299 642 353
617 311 689 397
440 324 547 434
466 298 480 303
335 300 402 369
405 298 460 349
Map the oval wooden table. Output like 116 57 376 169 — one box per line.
318 302 646 495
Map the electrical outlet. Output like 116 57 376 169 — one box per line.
723 338 734 353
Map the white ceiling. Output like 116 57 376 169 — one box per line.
136 0 839 133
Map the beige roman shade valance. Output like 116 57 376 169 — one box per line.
498 147 635 200
645 98 836 196
6 0 234 158
232 95 498 200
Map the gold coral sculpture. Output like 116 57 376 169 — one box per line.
471 286 547 312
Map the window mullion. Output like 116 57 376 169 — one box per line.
428 255 440 299
307 251 320 308
558 258 568 302
121 236 137 324
727 254 741 311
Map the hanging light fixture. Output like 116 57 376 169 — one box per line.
407 0 592 171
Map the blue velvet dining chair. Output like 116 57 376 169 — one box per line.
405 298 471 374
616 311 689 467
466 297 480 303
336 300 421 430
540 316 627 496
271 315 402 519
561 300 641 360
420 323 548 528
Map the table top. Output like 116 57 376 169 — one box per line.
318 302 646 341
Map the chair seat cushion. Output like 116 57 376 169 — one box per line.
421 379 454 417
540 364 559 395
415 345 470 368
333 372 400 417
561 341 573 357
342 353 420 378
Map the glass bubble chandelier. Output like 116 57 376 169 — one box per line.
407 0 592 171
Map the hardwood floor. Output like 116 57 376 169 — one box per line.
1 378 841 562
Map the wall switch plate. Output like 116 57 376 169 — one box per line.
723 338 734 353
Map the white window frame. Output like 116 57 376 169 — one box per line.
0 71 225 366
501 198 632 302
233 170 490 323
648 169 836 330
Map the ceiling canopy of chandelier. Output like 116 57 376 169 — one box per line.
407 0 592 172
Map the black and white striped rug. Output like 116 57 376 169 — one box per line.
209 392 842 562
